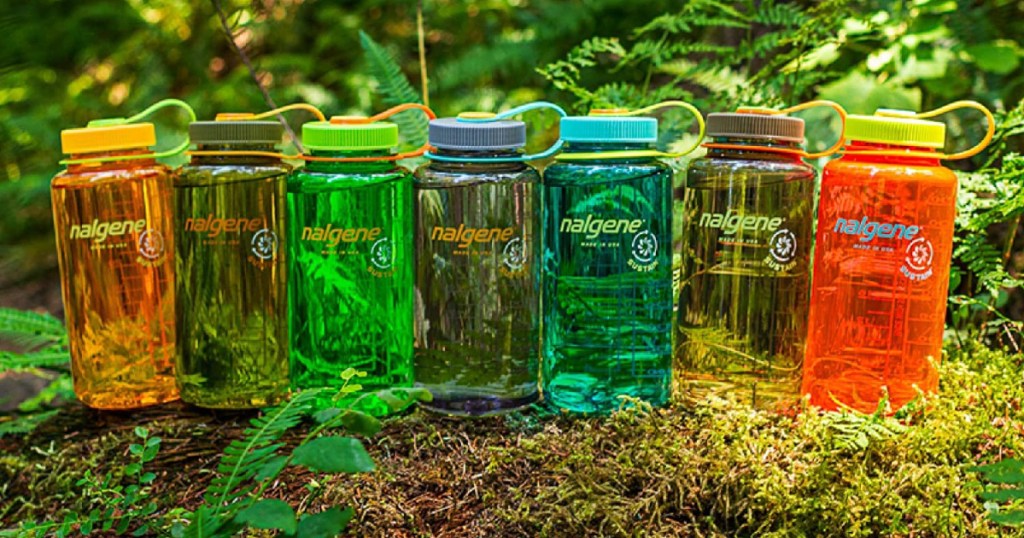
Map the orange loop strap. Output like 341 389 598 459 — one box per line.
703 100 847 160
316 103 437 162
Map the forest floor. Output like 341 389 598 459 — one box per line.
2 342 1024 537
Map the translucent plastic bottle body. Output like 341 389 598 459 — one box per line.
51 152 178 409
677 143 815 409
413 152 541 415
543 145 673 413
803 143 956 413
174 149 290 408
288 152 413 413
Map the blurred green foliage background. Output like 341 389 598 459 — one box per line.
3 0 1024 335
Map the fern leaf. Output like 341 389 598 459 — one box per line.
358 31 427 148
205 390 322 510
0 350 70 371
0 308 67 351
0 409 59 438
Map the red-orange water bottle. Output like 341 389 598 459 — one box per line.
803 102 993 413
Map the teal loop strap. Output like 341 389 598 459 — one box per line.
425 101 567 163
60 99 197 165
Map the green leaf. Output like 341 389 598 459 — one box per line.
966 43 1020 75
292 437 375 474
990 510 1024 526
255 455 289 481
358 30 427 147
340 410 382 436
980 488 1024 503
234 499 297 534
971 459 1024 485
296 507 355 538
371 387 433 413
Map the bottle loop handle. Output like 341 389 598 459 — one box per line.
60 99 197 165
425 101 568 163
702 100 847 160
186 103 327 160
556 100 707 161
842 100 995 161
301 103 438 163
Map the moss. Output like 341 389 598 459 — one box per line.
2 343 1023 537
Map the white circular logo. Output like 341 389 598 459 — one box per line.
370 237 394 270
905 236 934 272
251 229 278 260
768 229 797 264
631 230 658 263
502 237 526 271
137 230 165 260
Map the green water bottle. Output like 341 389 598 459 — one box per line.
677 102 845 410
174 115 291 409
288 105 434 413
542 103 705 413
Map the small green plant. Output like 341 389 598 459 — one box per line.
971 458 1024 527
0 307 71 436
5 427 161 537
172 371 431 538
818 393 909 452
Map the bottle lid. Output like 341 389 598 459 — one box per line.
706 112 805 143
189 120 283 145
302 117 399 151
428 116 526 150
559 115 658 143
61 122 157 154
845 111 946 149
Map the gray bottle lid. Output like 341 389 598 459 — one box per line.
706 113 805 143
428 117 526 150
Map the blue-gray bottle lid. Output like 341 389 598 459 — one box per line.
428 117 526 150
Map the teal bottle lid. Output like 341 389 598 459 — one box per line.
560 113 658 143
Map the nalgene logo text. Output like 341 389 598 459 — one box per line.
431 224 515 249
302 225 382 247
559 215 643 239
832 217 919 243
69 218 147 243
699 211 783 235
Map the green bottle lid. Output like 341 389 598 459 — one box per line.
302 117 399 151
845 110 946 149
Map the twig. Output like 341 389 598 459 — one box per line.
211 0 301 150
417 0 429 106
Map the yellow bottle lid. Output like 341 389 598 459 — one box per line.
60 122 156 155
845 110 945 149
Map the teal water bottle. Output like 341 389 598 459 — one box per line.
542 103 705 413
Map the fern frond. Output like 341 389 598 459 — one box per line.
358 31 427 147
0 409 59 438
0 350 70 371
205 390 322 510
0 308 67 351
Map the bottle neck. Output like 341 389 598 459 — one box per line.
706 136 805 163
560 141 658 163
429 147 528 172
840 141 943 166
304 148 398 173
190 143 282 166
65 148 157 173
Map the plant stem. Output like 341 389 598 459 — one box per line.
417 0 430 107
210 0 301 151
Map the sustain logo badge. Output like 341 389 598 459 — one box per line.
765 228 797 271
628 230 659 272
250 229 279 261
136 229 167 266
901 236 934 281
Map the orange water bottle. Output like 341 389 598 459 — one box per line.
52 100 195 409
802 102 993 413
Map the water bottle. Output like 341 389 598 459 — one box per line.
51 99 193 409
803 102 993 413
677 102 845 410
414 103 563 415
174 112 293 408
542 102 704 413
288 104 434 413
